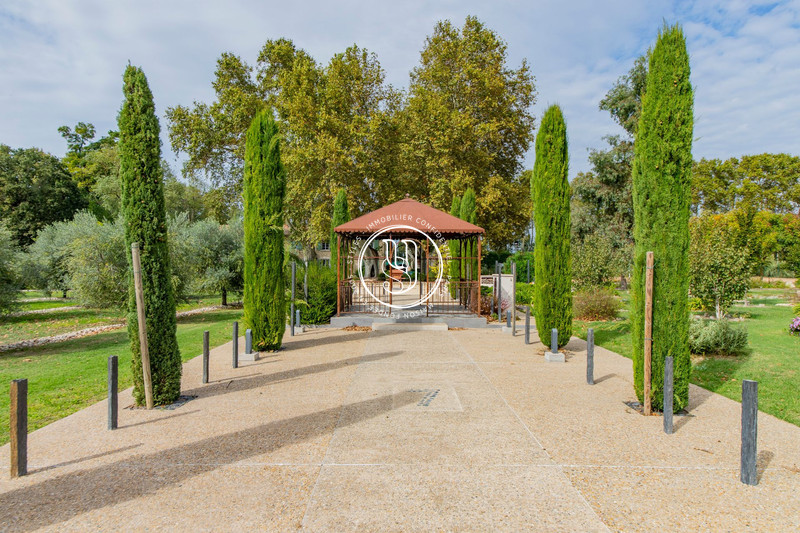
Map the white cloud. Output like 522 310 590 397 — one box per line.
0 0 797 179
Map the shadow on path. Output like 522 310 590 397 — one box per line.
183 350 402 400
0 392 419 531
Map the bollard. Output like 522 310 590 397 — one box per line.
232 321 239 369
741 380 758 485
10 379 27 478
290 261 296 337
551 328 558 354
506 309 511 328
493 261 499 318
245 328 252 355
202 330 209 384
587 329 594 385
526 259 530 283
296 310 301 329
663 356 674 434
524 306 530 345
108 356 118 430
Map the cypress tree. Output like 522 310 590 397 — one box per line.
631 24 693 412
118 65 181 405
449 195 461 297
459 189 477 281
532 104 572 347
330 189 349 270
244 109 286 351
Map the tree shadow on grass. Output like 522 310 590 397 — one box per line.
0 391 419 531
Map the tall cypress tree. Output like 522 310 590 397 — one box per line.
244 110 286 351
330 189 349 270
459 189 477 281
449 195 461 297
119 65 181 405
532 104 572 347
631 24 694 411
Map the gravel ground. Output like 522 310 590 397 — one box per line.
0 326 798 531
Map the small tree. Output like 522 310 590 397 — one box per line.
449 195 461 297
532 104 572 347
243 110 286 351
119 65 182 405
631 24 694 412
459 189 477 281
188 217 243 305
329 189 349 270
689 217 750 318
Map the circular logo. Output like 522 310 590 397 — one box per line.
356 224 444 310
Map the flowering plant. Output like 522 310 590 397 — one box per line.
791 317 800 336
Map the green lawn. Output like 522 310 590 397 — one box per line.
0 308 242 445
1 293 229 345
574 289 800 426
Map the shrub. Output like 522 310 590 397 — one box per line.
0 225 20 314
572 232 624 290
688 296 703 312
573 289 621 320
688 319 748 356
304 262 337 324
790 317 800 336
67 216 127 308
748 278 789 289
516 282 534 305
793 302 800 316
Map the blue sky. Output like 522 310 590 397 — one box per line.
0 0 798 178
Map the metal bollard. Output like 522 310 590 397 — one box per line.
740 380 758 485
587 329 594 385
663 356 674 433
232 321 239 369
506 309 511 328
245 328 252 355
202 330 209 384
10 379 27 478
108 356 118 430
550 328 558 354
524 306 530 345
296 310 301 329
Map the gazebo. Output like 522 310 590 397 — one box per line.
334 196 485 317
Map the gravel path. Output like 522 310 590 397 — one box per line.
0 327 798 531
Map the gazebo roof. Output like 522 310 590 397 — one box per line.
334 197 484 239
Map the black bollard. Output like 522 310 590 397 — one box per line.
550 328 558 354
740 380 758 485
232 321 239 369
108 356 118 430
245 328 252 355
525 306 530 345
10 379 27 478
587 329 594 385
526 259 530 283
663 356 674 433
202 330 209 384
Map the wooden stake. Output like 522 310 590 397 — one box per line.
131 243 154 409
644 251 654 415
10 379 27 478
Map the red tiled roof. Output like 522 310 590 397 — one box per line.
334 197 484 237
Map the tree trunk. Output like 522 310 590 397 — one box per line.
222 288 227 307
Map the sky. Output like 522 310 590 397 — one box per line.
1 0 798 179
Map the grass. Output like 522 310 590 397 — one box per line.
574 288 800 426
1 293 230 345
0 308 243 445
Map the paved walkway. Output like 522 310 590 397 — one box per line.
1 327 799 531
